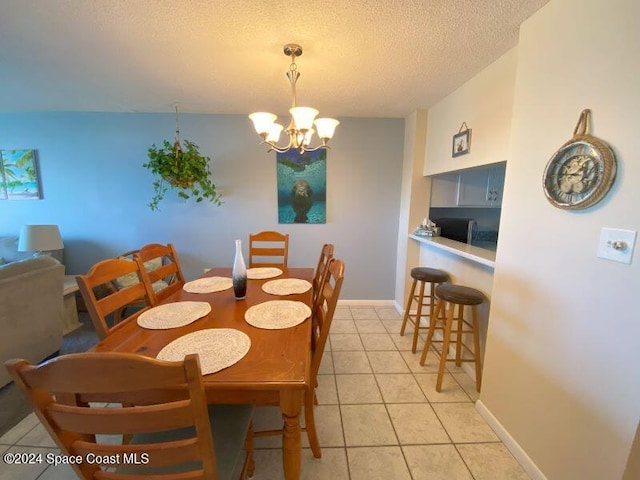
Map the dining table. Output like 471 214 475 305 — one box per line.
90 266 314 480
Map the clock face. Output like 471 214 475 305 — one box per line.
543 139 616 210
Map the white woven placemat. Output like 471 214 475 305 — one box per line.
156 329 251 375
183 277 233 293
247 267 283 280
245 300 311 329
137 301 211 329
262 278 312 295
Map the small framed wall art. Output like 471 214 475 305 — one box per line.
0 149 42 200
452 122 471 157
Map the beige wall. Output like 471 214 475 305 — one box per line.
395 110 430 310
424 47 518 176
623 421 640 480
481 0 640 479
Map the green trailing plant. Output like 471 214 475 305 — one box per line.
143 139 222 211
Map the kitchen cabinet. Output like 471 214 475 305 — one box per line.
430 173 460 207
458 163 505 207
429 162 506 208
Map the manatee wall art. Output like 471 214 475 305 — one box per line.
276 149 326 224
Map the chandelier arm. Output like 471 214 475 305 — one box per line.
299 143 330 153
263 135 294 153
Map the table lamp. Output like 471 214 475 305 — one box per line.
18 225 64 257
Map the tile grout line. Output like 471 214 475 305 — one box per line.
330 311 352 480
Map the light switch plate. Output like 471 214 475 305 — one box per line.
597 228 637 264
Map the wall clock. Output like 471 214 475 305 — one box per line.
543 109 617 210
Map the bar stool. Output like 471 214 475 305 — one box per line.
420 283 484 392
400 267 450 353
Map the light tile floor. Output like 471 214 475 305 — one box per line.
0 305 530 479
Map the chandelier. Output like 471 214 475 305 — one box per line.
249 44 339 154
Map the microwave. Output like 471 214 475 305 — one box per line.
433 218 478 244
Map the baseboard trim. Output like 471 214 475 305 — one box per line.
475 400 547 480
394 301 404 314
337 299 396 306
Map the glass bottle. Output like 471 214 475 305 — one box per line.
232 239 247 300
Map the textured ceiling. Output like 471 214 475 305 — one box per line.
0 0 549 118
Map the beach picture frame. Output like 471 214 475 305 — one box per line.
0 149 42 200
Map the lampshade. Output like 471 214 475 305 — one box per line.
18 225 64 252
290 107 319 131
314 118 340 139
266 123 284 143
249 112 277 135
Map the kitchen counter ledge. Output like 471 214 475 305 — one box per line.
409 234 496 268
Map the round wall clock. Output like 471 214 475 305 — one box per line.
543 109 617 210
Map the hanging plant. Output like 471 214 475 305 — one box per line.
143 106 222 211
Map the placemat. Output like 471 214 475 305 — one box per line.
247 267 283 279
245 300 311 329
183 276 233 293
137 301 211 329
262 278 312 296
156 328 251 375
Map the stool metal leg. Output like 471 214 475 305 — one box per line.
411 280 427 353
471 305 482 391
436 302 456 392
399 278 417 337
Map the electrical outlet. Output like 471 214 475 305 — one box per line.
597 228 637 264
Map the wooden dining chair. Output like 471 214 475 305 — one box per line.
77 258 152 340
254 258 344 459
136 243 186 305
312 243 334 311
306 258 344 457
248 231 289 268
5 352 255 480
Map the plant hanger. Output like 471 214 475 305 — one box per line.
143 105 222 211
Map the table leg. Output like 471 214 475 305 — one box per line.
280 390 303 480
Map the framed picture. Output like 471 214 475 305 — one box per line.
452 129 471 157
0 149 42 200
276 149 326 224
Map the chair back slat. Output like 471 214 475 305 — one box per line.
5 353 218 480
311 259 344 379
75 438 201 468
48 401 194 435
248 231 289 268
77 259 152 340
95 469 206 480
96 284 148 318
136 243 186 305
312 244 334 313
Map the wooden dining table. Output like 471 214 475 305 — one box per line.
91 267 313 480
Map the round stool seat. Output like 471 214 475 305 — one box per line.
435 284 484 305
410 267 450 284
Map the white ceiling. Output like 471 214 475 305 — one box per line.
0 0 549 118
